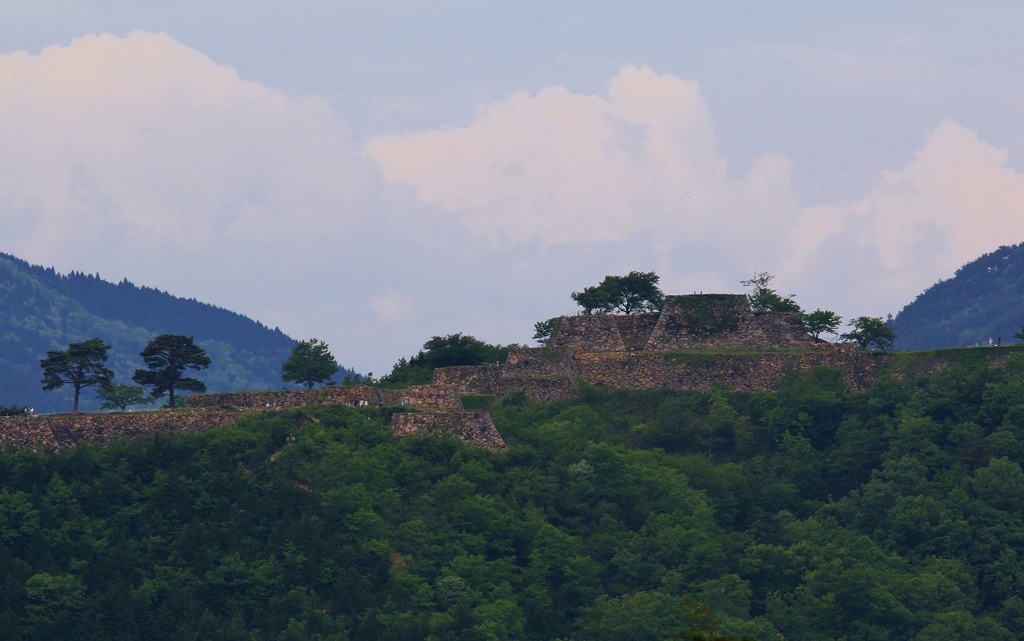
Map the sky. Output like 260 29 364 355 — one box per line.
3 2 1024 375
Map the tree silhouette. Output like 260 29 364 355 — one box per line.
281 338 339 389
39 338 114 413
841 316 897 350
572 271 664 314
133 334 211 407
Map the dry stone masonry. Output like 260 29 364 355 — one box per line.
2 293 994 453
390 411 506 449
433 294 878 400
548 294 818 351
0 410 240 452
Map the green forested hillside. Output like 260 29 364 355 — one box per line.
892 243 1024 350
0 253 348 412
2 358 1023 640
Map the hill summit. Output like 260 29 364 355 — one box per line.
0 253 324 412
892 243 1024 350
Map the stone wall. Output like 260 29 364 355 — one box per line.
432 366 502 394
548 315 629 351
187 384 463 411
548 294 818 352
0 410 241 451
485 377 577 403
436 341 881 402
389 411 505 450
646 295 819 349
616 314 661 350
503 347 577 377
574 346 885 393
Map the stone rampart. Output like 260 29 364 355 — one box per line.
503 347 577 377
436 341 888 402
756 312 820 347
548 315 629 351
432 366 502 394
434 359 577 403
548 294 819 352
485 377 577 403
616 314 661 350
187 384 463 411
573 346 886 392
0 410 241 452
389 411 505 450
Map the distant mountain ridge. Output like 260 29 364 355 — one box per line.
892 243 1024 350
0 253 342 412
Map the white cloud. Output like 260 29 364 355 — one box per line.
784 119 1024 316
0 31 367 275
366 65 798 253
0 31 398 371
5 31 1024 373
368 68 1024 321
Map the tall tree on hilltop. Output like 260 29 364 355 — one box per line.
381 333 515 386
533 317 562 345
39 337 114 413
281 338 339 389
572 271 664 315
133 334 211 408
841 316 897 350
741 271 802 313
95 384 154 411
803 309 843 340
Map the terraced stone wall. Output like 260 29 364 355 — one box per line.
574 346 886 392
389 411 505 450
0 410 240 451
548 294 818 352
547 315 628 351
187 384 463 411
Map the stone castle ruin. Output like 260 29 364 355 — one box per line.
428 296 880 408
3 294 895 452
187 294 848 449
547 294 818 351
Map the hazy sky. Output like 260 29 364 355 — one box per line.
4 2 1024 374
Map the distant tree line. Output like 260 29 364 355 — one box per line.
35 334 349 413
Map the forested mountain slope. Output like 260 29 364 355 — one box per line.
892 243 1024 350
1 360 1023 640
0 253 338 412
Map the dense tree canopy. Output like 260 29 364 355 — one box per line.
95 384 153 411
281 338 339 389
3 352 1024 638
381 333 517 386
132 334 211 407
891 243 1024 350
39 337 114 413
571 271 665 315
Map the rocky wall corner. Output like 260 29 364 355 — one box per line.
389 411 505 450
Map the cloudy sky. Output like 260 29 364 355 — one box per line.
3 2 1024 374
